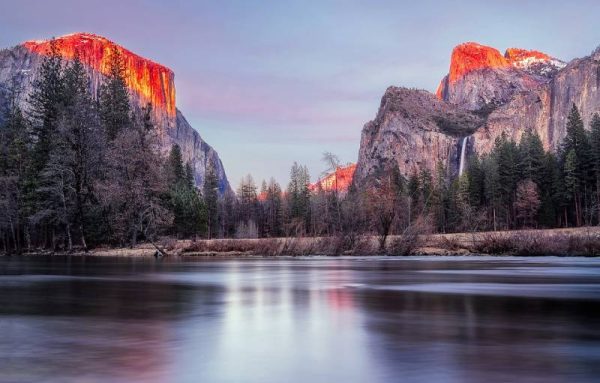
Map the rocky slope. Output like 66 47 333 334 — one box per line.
353 87 483 186
310 163 357 194
0 33 230 193
355 42 600 187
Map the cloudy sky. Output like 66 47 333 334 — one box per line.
2 0 600 185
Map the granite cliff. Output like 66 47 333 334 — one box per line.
0 33 230 192
354 42 600 187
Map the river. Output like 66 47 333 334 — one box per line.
1 256 600 382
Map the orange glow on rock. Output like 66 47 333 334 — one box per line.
310 163 357 193
504 47 552 63
437 42 558 100
447 42 509 84
23 33 176 116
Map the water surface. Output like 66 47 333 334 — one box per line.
1 255 600 382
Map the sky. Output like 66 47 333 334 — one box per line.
2 0 600 186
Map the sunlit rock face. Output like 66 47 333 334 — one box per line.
0 33 230 193
355 43 600 188
436 42 564 111
23 33 176 117
310 163 357 193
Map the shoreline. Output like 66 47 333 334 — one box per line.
4 227 600 258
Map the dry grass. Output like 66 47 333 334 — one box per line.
55 226 600 258
467 229 600 256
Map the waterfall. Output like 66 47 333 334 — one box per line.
458 136 468 177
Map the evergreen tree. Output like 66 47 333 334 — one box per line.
60 55 103 249
494 134 520 227
287 162 311 234
167 144 185 185
0 97 30 253
184 163 195 189
564 149 580 226
519 130 545 186
28 40 65 174
561 105 591 226
99 48 130 140
589 114 600 223
407 170 420 222
203 165 219 239
264 178 283 237
482 156 501 230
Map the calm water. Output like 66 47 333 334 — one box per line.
1 256 600 383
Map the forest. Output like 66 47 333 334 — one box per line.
1 43 600 254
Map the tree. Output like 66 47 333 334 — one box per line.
263 178 283 237
589 114 600 223
236 174 259 238
482 155 501 230
99 105 170 246
365 174 398 250
99 48 130 141
561 104 592 226
167 144 185 185
564 149 580 226
0 94 30 253
28 39 65 174
515 179 541 228
519 130 545 186
60 55 104 250
286 162 311 235
203 165 219 238
320 151 342 232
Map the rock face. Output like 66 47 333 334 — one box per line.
355 42 600 187
310 163 357 194
0 33 230 193
353 86 483 186
436 42 565 111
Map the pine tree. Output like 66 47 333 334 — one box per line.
60 55 103 250
99 48 130 141
482 155 501 230
167 144 185 185
286 162 311 235
407 170 420 223
184 163 195 189
28 39 65 179
519 130 545 186
203 165 219 239
0 96 30 253
589 114 600 223
564 149 580 226
494 134 520 227
562 105 591 226
538 153 561 227
466 155 484 207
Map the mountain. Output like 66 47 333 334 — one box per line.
310 163 356 193
0 32 230 193
436 42 565 110
354 42 600 187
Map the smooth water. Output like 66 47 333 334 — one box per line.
1 256 600 383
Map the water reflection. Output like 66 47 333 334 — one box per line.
1 256 600 382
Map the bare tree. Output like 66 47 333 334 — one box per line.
515 179 541 228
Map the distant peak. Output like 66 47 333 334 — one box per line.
310 163 357 193
446 42 562 84
447 42 508 83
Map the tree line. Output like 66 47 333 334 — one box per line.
214 105 600 250
0 42 217 253
2 42 599 253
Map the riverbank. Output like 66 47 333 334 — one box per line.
4 227 600 257
33 227 598 257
